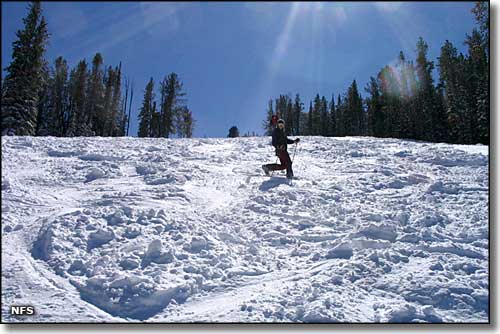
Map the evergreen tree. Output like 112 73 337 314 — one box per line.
320 96 329 136
312 94 321 135
262 99 274 136
86 53 104 136
327 94 336 137
2 1 49 135
150 102 160 137
121 77 130 135
471 1 489 55
464 29 488 144
111 63 125 136
35 61 52 136
307 101 313 136
299 111 308 136
66 60 90 136
286 97 293 136
228 126 240 138
102 66 115 136
414 37 447 142
159 73 186 138
293 94 302 136
406 61 419 139
377 66 400 137
126 80 134 136
365 77 384 137
53 57 69 136
438 40 466 143
360 93 367 136
345 80 363 136
137 78 155 137
180 107 195 138
397 51 412 138
335 94 344 136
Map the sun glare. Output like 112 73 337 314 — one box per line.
266 2 347 87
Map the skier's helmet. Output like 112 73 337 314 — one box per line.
277 119 285 125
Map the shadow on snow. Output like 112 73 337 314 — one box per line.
258 177 290 191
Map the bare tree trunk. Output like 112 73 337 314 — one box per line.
122 76 129 136
126 81 134 136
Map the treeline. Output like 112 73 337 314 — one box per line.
263 2 489 145
36 54 130 137
137 74 194 138
1 1 195 138
2 2 130 137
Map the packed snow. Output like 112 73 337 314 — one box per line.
1 135 489 323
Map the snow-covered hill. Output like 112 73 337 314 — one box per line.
1 135 489 323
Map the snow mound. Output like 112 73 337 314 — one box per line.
79 153 123 162
354 223 398 242
85 168 106 182
28 206 246 320
326 242 353 259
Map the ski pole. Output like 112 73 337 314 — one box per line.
291 142 298 163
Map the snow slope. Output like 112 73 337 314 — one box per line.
1 135 489 323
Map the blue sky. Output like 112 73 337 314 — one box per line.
1 2 478 137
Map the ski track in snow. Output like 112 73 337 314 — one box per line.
1 135 489 323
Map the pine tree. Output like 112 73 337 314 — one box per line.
150 101 160 137
126 80 134 136
137 78 155 137
406 61 419 139
181 107 195 138
365 77 384 137
35 61 52 136
335 94 344 136
397 51 412 138
159 73 186 138
345 80 363 136
465 29 488 144
102 66 115 136
307 101 313 136
293 94 302 136
111 63 125 136
286 97 293 136
414 37 448 142
320 96 329 136
2 1 49 135
262 99 274 136
311 94 321 135
53 57 69 136
377 66 400 138
228 126 239 138
175 106 189 138
327 95 335 137
471 1 489 55
86 53 104 136
66 60 90 136
438 40 466 143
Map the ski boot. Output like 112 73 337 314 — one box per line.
262 165 270 176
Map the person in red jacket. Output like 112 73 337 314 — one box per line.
262 119 300 179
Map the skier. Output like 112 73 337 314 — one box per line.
262 119 300 179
